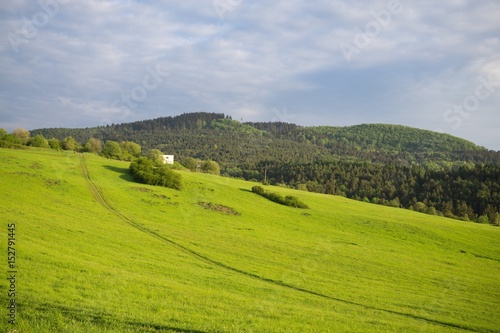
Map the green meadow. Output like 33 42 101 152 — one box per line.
1 148 499 332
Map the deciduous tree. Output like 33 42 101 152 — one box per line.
29 134 49 148
85 138 103 154
62 136 80 151
202 160 220 175
120 141 141 161
102 141 122 159
12 128 30 144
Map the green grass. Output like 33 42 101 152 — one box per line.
1 148 499 332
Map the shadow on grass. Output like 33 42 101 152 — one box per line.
104 165 135 183
31 302 209 333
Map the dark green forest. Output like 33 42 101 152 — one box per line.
26 112 500 224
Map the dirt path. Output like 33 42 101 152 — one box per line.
78 154 479 332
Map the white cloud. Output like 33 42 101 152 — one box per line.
0 0 499 149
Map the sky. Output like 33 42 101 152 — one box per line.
1 0 499 150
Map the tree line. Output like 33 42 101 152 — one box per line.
257 160 499 224
0 127 221 191
0 127 144 161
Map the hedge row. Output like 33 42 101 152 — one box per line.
251 186 309 209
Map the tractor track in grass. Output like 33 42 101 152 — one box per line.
79 155 481 333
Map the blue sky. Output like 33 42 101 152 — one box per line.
1 0 499 150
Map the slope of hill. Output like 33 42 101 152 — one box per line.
1 147 499 332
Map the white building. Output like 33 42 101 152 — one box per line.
162 155 174 165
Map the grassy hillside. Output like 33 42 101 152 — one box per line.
1 148 499 332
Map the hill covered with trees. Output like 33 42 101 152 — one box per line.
28 112 500 224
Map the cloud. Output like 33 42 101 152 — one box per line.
0 0 499 150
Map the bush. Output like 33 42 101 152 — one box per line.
28 134 49 148
85 138 102 154
120 141 141 161
184 157 221 175
2 134 22 145
284 195 309 209
48 138 61 150
102 141 122 159
251 186 265 195
62 136 81 151
477 215 489 224
147 149 164 166
251 186 308 209
0 139 26 150
130 157 182 190
202 160 220 175
184 157 198 171
12 128 30 144
0 133 26 149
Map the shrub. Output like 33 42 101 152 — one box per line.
62 136 81 151
477 215 489 224
12 128 30 144
130 157 182 190
85 138 102 154
2 134 22 145
28 134 49 148
147 149 164 166
184 157 221 175
120 141 141 161
251 186 265 195
284 195 309 209
252 186 308 209
48 138 62 150
102 141 122 159
0 138 26 150
184 157 198 171
202 160 220 175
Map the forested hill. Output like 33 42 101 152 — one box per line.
32 112 498 166
31 112 500 223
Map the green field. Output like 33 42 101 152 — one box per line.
1 148 499 332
